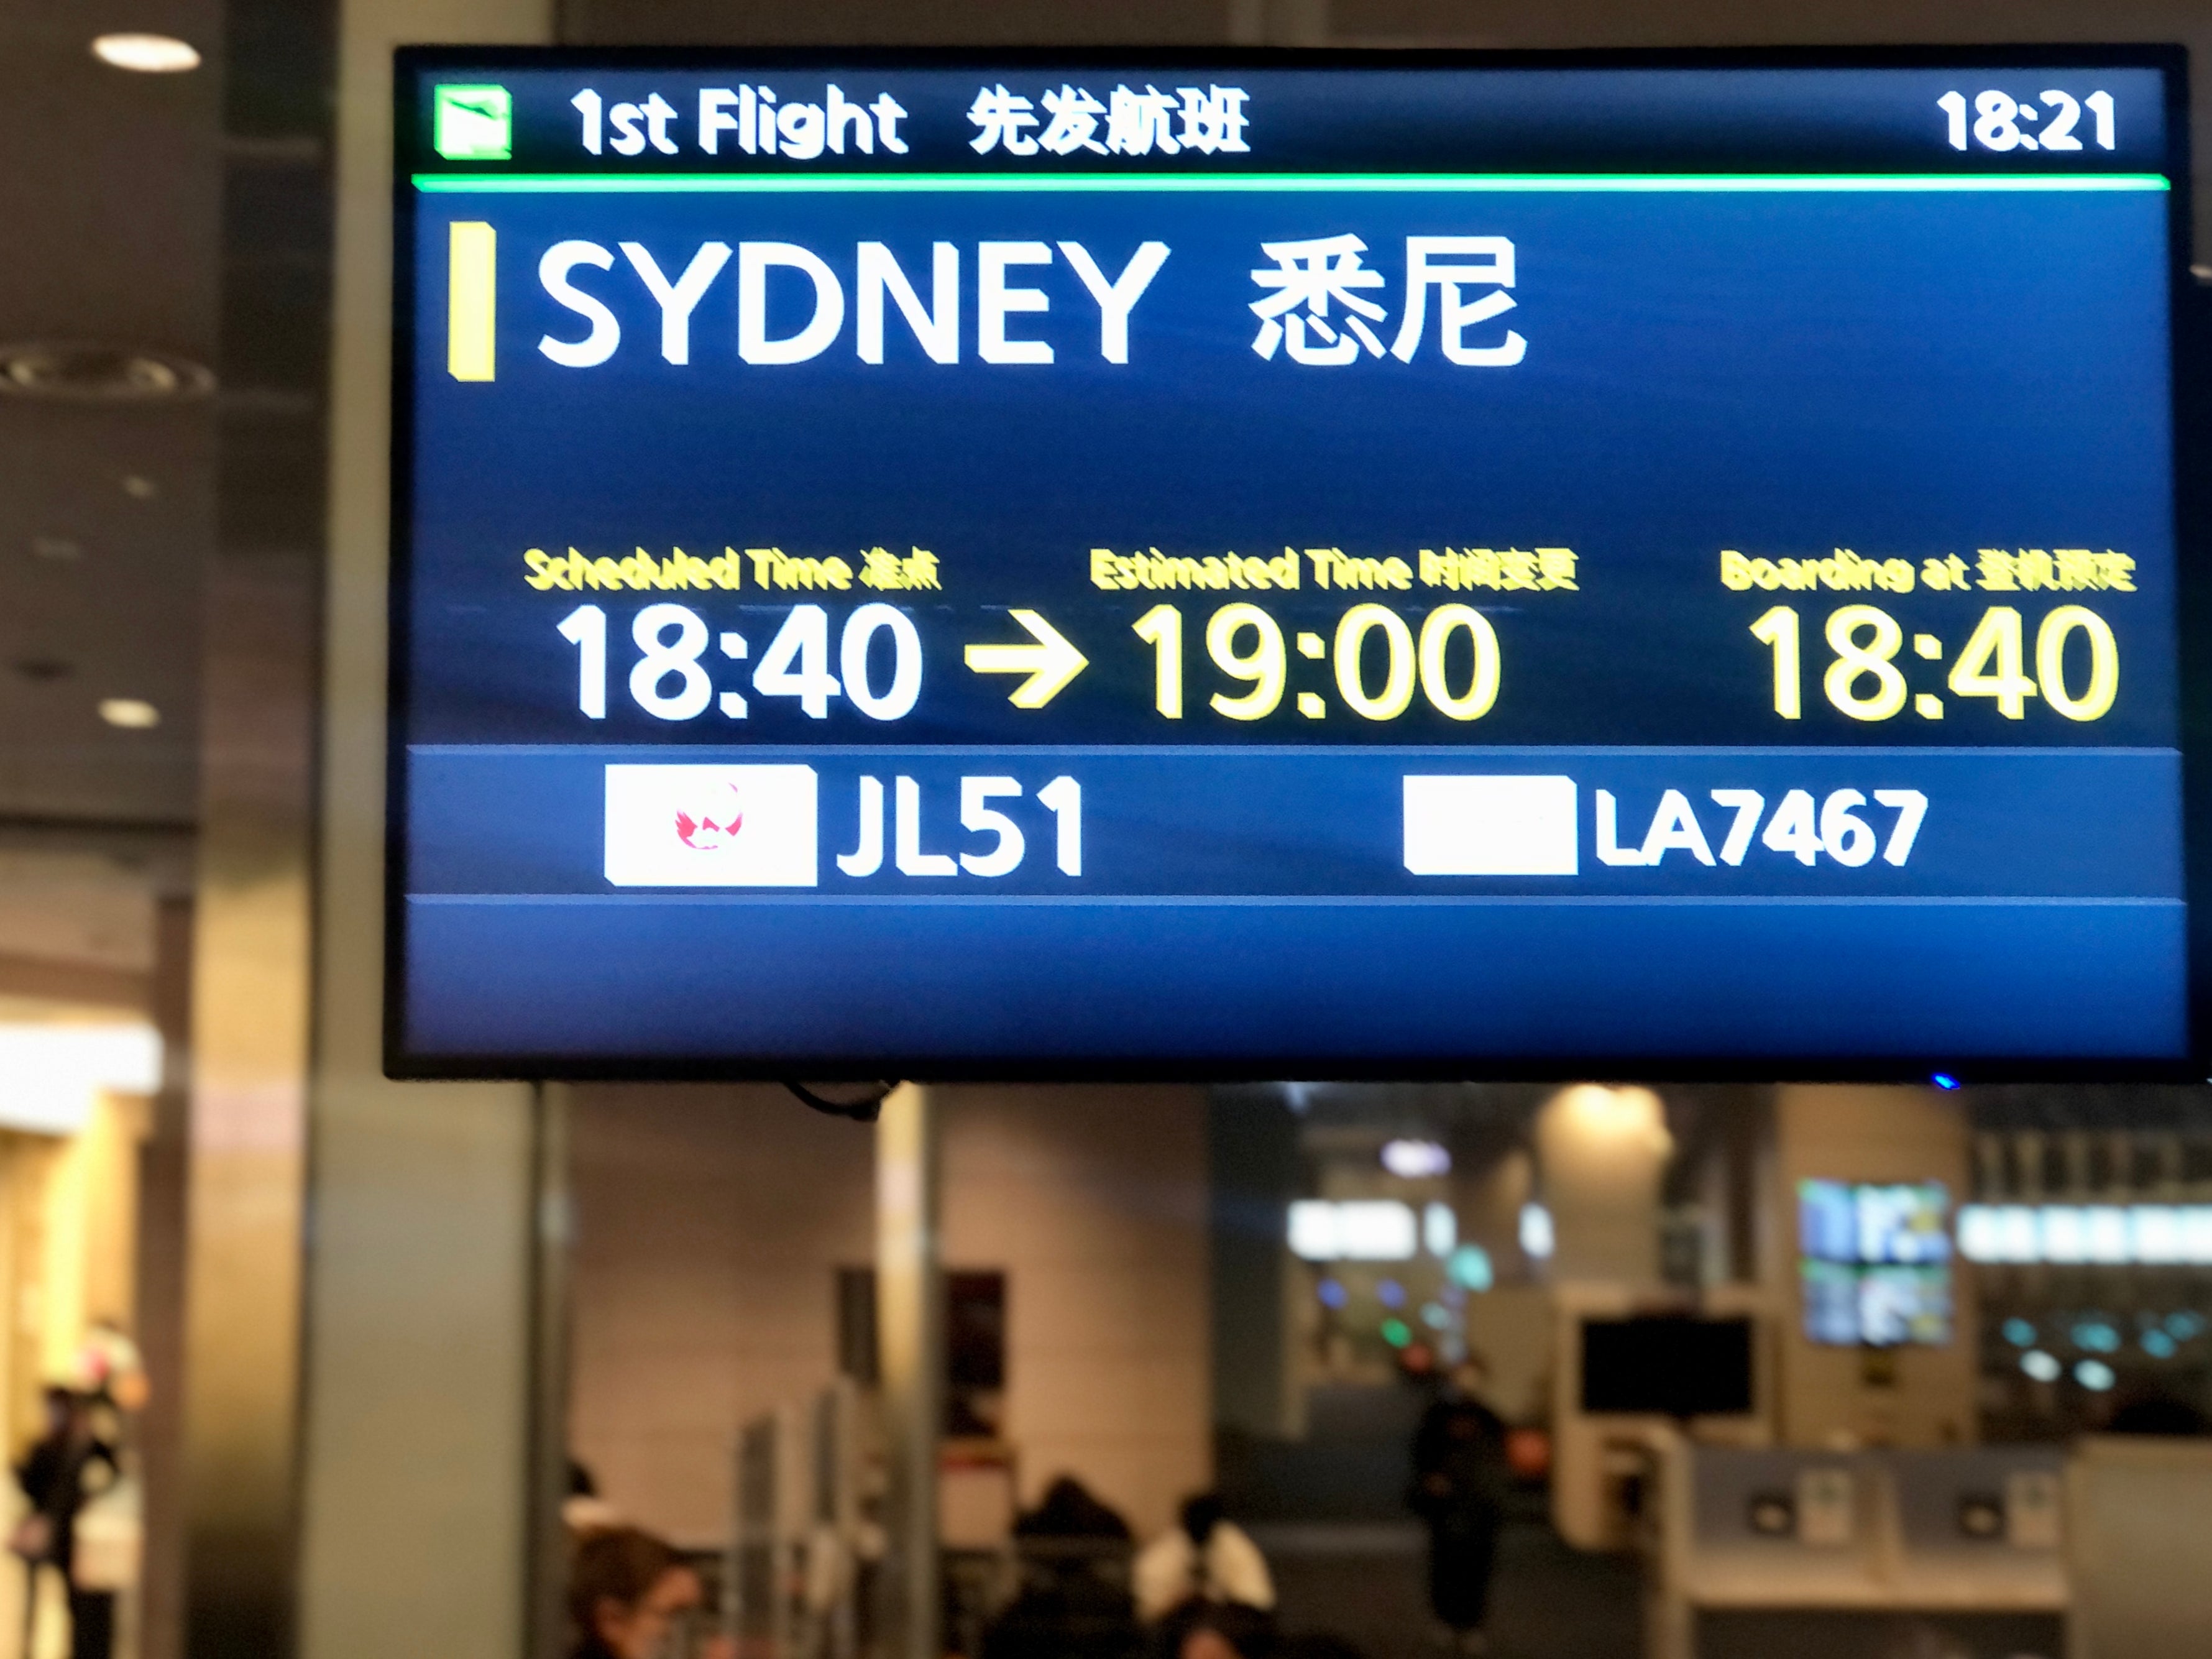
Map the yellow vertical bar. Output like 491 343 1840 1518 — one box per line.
447 220 497 382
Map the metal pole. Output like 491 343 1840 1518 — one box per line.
523 1083 574 1659
293 0 553 1653
734 1433 761 1654
776 1408 798 1659
829 1380 859 1659
874 1085 942 1659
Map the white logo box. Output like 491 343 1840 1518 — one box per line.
1402 774 1578 876
604 764 819 886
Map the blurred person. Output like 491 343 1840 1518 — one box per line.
986 1476 1137 1659
1151 1596 1277 1659
1410 1356 1508 1655
13 1387 119 1659
564 1458 623 1533
569 1524 732 1659
71 1322 147 1415
1014 1473 1132 1542
1134 1493 1274 1624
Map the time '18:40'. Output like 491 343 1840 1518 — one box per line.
1751 603 2117 724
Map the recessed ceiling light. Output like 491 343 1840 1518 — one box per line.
29 536 81 563
121 475 158 499
0 342 214 403
98 698 160 729
91 33 200 73
1380 1138 1452 1178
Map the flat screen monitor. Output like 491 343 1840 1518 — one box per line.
1581 1316 1755 1417
387 47 2199 1078
1799 1179 1955 1345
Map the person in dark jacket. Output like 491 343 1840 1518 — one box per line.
1409 1357 1510 1655
984 1474 1140 1659
15 1387 119 1659
1014 1474 1133 1543
1150 1596 1277 1659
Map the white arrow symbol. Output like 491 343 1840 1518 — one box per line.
963 610 1088 709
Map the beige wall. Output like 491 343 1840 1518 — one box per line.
936 1085 1210 1541
569 1083 874 1543
1769 1085 1975 1450
1535 1085 1673 1285
569 1083 1209 1545
70 1092 146 1367
0 1095 149 1453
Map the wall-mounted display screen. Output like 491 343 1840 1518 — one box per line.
388 47 2195 1078
1800 1179 1954 1346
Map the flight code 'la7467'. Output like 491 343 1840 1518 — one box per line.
1403 778 1927 876
1595 786 1925 868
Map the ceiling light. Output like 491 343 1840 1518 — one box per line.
121 475 158 499
91 33 200 73
0 1023 160 1134
2074 1359 2116 1392
1288 1200 1418 1262
1380 1137 1451 1178
1447 1244 1493 1292
98 698 160 729
0 342 214 403
1423 1201 1456 1256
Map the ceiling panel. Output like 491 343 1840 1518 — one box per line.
0 1 223 827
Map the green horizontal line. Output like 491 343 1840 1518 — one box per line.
414 170 2170 195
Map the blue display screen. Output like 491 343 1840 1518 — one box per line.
1799 1180 1953 1346
390 50 2193 1077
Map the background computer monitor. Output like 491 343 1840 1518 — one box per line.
1799 1179 1954 1346
1580 1315 1755 1417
